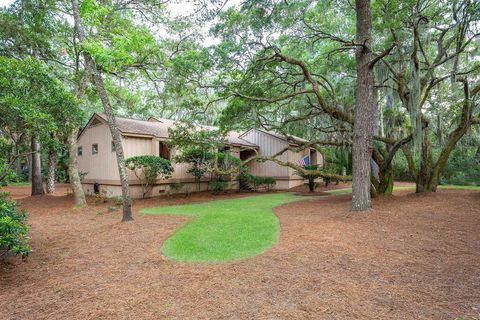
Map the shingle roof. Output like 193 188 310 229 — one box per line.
96 113 171 138
93 113 258 148
225 131 259 148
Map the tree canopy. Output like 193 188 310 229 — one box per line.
0 0 478 215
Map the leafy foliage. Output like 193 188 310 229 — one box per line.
239 173 276 191
208 178 229 194
0 192 30 257
169 123 243 191
175 146 214 186
296 165 321 192
125 155 173 198
0 56 81 138
323 148 352 176
0 159 16 186
440 147 480 186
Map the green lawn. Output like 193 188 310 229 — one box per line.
141 193 302 262
438 185 480 190
6 181 31 186
326 184 480 194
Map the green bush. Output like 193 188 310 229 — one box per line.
169 182 185 194
393 146 480 186
440 147 480 186
392 152 415 181
296 164 321 192
238 171 253 190
0 192 30 257
209 178 229 193
126 155 174 198
323 147 352 176
0 158 16 186
240 173 276 191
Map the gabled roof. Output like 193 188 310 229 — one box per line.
79 113 258 148
226 131 259 148
96 113 171 138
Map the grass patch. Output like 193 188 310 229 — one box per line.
6 181 31 186
141 193 302 262
325 184 479 195
438 185 480 190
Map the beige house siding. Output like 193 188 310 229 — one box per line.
77 114 324 198
288 149 323 179
77 122 120 183
240 129 289 177
123 136 155 181
82 181 239 198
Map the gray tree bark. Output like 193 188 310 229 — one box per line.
351 0 375 211
71 0 132 221
46 147 56 193
68 128 87 207
31 136 44 195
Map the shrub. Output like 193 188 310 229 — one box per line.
323 147 352 176
0 192 30 257
169 182 185 195
296 165 321 192
440 147 480 186
393 152 415 181
93 187 108 204
215 152 241 175
0 158 16 186
209 178 229 194
174 147 214 191
238 171 253 191
126 155 174 198
240 174 276 191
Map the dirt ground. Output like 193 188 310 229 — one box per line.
1 183 479 320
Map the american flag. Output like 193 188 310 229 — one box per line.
298 155 310 167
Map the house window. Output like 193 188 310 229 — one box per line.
92 143 98 155
111 140 115 152
77 146 83 156
159 141 170 160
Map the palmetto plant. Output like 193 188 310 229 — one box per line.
323 148 352 177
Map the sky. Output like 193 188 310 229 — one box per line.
0 0 239 13
0 0 14 7
0 0 239 46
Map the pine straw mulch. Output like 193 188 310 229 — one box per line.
0 184 479 320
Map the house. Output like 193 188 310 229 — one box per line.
77 113 323 198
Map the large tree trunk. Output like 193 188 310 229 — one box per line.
90 73 133 221
351 0 374 211
46 147 56 194
71 0 132 221
414 79 473 193
416 126 433 193
379 92 396 195
377 162 394 194
31 136 44 196
68 128 87 207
